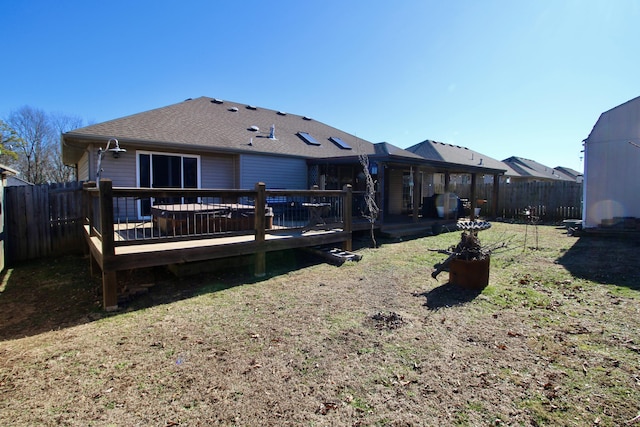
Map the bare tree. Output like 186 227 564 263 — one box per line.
5 107 84 183
48 113 85 182
358 152 380 248
6 106 52 184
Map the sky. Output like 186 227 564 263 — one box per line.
2 1 639 172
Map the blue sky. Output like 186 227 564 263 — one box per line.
2 1 639 172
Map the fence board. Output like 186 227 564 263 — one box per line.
5 181 84 264
445 180 582 221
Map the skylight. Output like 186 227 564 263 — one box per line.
297 132 321 146
329 136 352 150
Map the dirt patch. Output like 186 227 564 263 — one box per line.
369 311 406 330
1 223 639 426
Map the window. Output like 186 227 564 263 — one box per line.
297 132 321 146
329 136 352 150
137 152 200 217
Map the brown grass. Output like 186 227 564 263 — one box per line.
0 222 639 426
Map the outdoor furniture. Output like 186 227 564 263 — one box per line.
151 203 273 235
301 202 331 232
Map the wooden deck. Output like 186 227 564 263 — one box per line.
88 225 351 272
85 181 355 310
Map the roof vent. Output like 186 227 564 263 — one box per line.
246 105 257 110
269 124 276 140
277 111 287 116
248 125 259 132
229 107 239 112
211 98 223 104
302 116 312 121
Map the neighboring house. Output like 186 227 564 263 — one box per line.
406 139 512 186
582 95 640 230
502 156 576 182
553 166 583 183
0 164 19 272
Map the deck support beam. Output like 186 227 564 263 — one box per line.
99 179 118 311
254 182 266 277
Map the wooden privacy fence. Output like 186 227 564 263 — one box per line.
5 181 84 263
448 180 583 221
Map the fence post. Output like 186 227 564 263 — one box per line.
343 184 352 251
99 179 118 311
254 182 266 277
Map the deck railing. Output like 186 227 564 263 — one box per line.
83 180 353 249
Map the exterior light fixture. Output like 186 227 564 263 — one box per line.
96 138 126 181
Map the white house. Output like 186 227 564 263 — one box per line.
582 95 640 230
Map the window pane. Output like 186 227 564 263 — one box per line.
183 157 197 188
139 154 150 187
152 155 182 188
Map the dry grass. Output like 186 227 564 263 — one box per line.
1 222 639 426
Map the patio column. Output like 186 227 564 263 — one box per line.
412 167 420 222
492 174 500 219
470 173 478 220
443 172 451 219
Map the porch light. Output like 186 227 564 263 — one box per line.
96 138 126 181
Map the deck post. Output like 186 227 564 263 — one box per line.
82 181 96 271
342 184 353 251
254 182 266 277
99 179 118 311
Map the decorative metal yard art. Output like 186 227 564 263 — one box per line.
522 206 540 251
431 220 493 289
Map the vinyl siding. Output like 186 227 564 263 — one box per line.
201 154 235 188
239 154 308 189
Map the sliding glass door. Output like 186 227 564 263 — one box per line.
137 152 200 217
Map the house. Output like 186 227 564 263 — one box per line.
501 156 574 182
553 166 583 183
60 97 515 310
62 97 502 227
582 95 640 230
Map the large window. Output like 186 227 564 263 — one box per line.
137 152 200 217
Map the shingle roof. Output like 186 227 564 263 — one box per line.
406 139 510 174
64 96 386 160
553 166 583 181
502 156 571 180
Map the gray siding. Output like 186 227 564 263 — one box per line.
201 154 235 188
239 154 308 189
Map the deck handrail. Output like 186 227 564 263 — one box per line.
83 180 353 250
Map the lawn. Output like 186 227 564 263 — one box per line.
0 222 639 426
